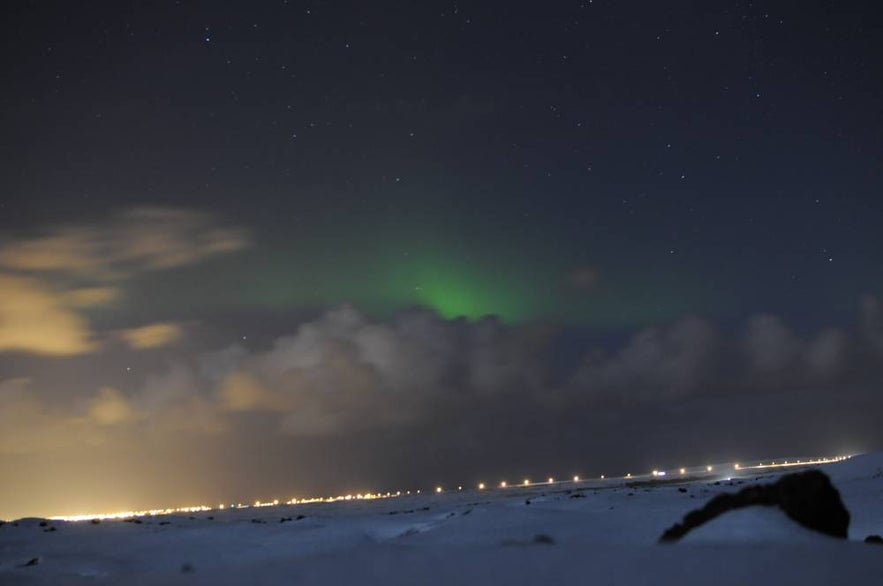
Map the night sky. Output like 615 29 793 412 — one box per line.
1 1 882 519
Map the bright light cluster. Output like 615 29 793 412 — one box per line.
51 505 211 523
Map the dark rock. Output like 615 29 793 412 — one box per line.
38 521 48 527
533 534 555 544
90 519 101 524
678 488 688 493
23 557 40 567
659 469 850 542
866 535 883 544
296 514 306 520
43 526 57 532
525 499 531 505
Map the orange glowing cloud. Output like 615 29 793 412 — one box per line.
0 207 250 279
0 273 97 355
217 372 289 412
120 322 184 350
88 387 140 426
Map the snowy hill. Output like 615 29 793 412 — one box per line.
1 456 882 584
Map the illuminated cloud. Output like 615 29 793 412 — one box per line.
88 387 140 426
217 372 288 412
0 207 250 279
64 286 120 308
120 322 184 350
136 364 228 434
0 379 100 456
0 273 97 355
0 207 248 356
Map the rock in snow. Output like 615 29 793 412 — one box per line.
659 469 850 542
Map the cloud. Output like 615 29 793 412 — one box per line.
29 302 883 440
88 387 140 426
4 300 882 446
120 322 184 349
804 328 848 380
743 314 803 378
217 372 287 412
0 207 248 356
4 299 883 518
0 378 103 455
0 207 250 280
63 287 120 308
0 273 97 355
568 316 717 403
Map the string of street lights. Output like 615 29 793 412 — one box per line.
50 455 851 522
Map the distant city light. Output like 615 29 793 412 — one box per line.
478 483 486 490
435 486 443 494
573 475 580 482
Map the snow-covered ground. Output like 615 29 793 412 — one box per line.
2 455 882 585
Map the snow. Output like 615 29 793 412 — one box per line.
2 457 882 585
